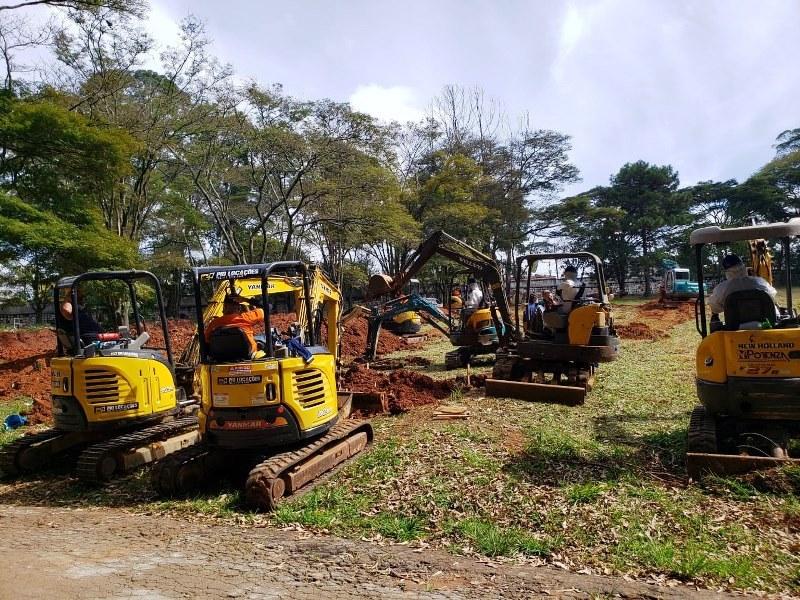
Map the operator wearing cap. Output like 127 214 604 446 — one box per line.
708 254 777 316
206 294 266 359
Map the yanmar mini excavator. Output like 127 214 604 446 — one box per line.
152 261 372 511
0 271 198 482
486 252 620 405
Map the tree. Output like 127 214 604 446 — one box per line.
776 128 800 156
606 161 692 294
0 0 146 15
0 94 138 320
542 187 634 293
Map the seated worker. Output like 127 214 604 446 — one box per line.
523 293 545 333
450 287 464 310
464 277 484 309
541 289 558 311
57 287 101 347
556 265 585 314
708 254 777 317
206 294 266 359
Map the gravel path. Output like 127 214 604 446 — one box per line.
0 504 738 599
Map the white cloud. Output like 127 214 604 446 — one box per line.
349 84 425 123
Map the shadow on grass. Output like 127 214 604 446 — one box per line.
502 413 690 487
0 450 257 514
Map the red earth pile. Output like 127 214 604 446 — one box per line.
0 328 56 424
339 315 405 359
615 300 695 340
341 365 455 413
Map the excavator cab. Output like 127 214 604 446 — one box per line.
687 219 800 478
191 262 340 449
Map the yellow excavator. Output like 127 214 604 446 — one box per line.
688 220 800 477
152 261 372 511
367 230 510 368
0 270 198 482
487 252 620 405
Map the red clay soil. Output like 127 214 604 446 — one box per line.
339 315 406 359
341 365 456 413
615 300 695 340
0 329 56 424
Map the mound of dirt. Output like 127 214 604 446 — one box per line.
0 329 56 419
341 365 455 413
614 300 696 340
615 321 667 341
339 315 406 359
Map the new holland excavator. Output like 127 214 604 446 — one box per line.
486 253 620 405
151 261 373 511
366 230 511 368
0 271 198 482
687 220 800 478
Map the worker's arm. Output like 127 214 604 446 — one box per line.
60 301 74 320
707 282 726 315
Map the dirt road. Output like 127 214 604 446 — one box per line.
0 505 734 599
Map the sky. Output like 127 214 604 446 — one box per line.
18 0 800 197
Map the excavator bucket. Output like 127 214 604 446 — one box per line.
686 452 800 480
367 274 394 297
485 379 586 406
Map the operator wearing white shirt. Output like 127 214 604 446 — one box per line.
556 265 585 313
708 254 777 316
464 277 484 309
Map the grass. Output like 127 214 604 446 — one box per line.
2 299 800 592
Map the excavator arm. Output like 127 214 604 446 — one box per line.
367 230 516 344
365 294 452 360
748 239 773 285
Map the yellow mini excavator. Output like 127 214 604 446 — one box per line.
0 270 198 482
687 220 800 478
366 230 510 368
152 261 372 511
486 252 620 405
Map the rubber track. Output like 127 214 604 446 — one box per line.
0 429 63 478
245 419 373 512
151 443 213 498
76 415 198 484
687 405 717 453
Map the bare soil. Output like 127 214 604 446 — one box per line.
0 504 734 600
615 300 695 340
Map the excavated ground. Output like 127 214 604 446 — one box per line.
614 299 695 340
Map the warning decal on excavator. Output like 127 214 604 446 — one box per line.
217 375 262 385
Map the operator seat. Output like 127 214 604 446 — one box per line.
208 327 252 362
722 289 776 330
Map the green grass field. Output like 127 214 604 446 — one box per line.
1 303 800 593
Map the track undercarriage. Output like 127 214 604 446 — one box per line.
686 405 800 478
152 419 373 511
0 415 199 482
